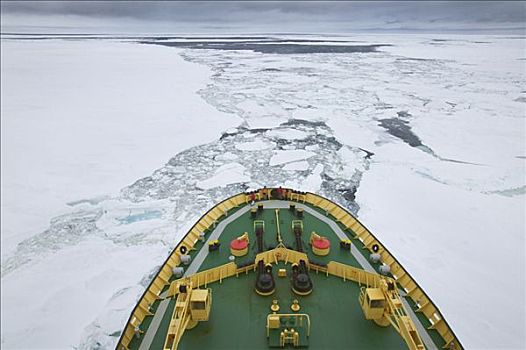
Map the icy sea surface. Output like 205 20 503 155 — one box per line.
1 35 525 349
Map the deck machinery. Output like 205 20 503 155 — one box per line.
117 188 463 350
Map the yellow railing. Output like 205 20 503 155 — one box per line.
326 261 385 288
255 246 309 265
167 262 254 298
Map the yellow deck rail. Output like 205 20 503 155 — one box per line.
309 261 384 288
167 262 255 298
255 245 309 265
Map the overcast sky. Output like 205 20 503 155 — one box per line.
1 1 525 34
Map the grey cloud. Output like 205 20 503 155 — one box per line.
1 1 525 34
1 1 525 23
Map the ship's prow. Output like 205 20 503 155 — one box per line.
117 188 463 350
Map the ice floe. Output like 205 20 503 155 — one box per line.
196 163 250 190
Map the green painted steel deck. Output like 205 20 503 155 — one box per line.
127 200 444 349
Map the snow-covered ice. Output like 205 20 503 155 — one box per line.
234 139 276 151
283 160 310 171
196 163 250 189
269 149 316 166
266 128 310 140
1 34 524 349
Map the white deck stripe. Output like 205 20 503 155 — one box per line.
401 296 439 349
138 297 170 350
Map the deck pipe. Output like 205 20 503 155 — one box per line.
255 227 275 295
291 226 313 295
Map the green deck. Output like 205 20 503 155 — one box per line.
129 201 443 350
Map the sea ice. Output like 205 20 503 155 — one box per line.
1 34 524 350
